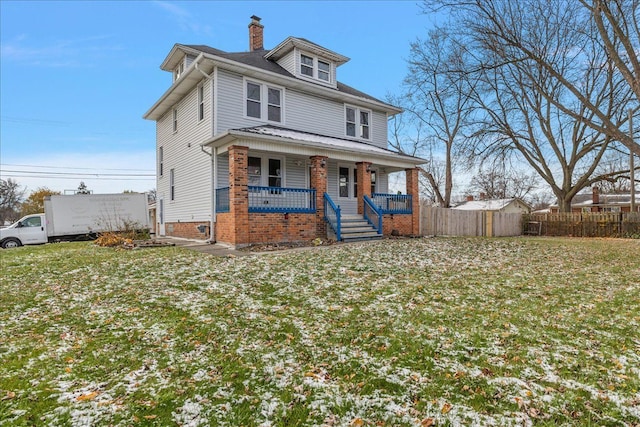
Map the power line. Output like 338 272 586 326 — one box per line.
2 169 155 177
3 173 155 181
1 163 155 172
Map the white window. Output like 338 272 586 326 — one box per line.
174 60 185 81
318 60 330 81
301 54 314 77
245 79 283 123
345 105 370 140
159 146 163 177
198 83 204 122
170 169 175 201
172 108 178 133
248 156 284 187
299 53 332 83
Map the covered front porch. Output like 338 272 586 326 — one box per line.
203 126 424 247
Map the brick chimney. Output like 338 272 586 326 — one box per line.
249 15 264 51
466 195 474 202
592 186 600 211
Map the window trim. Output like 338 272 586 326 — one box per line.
169 168 175 201
247 155 285 187
298 51 333 84
158 146 164 177
172 108 178 133
344 105 371 140
197 82 205 122
173 59 185 82
243 78 284 124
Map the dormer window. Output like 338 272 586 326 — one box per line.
301 55 314 77
318 60 330 81
299 53 332 83
173 60 185 82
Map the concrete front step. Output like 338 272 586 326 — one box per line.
326 213 382 242
342 232 383 241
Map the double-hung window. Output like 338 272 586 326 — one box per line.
245 80 283 123
301 54 314 77
248 156 283 188
172 108 178 133
198 84 204 122
299 53 332 83
345 106 370 140
159 146 163 177
170 169 175 201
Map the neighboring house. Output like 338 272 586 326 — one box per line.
549 187 639 213
143 16 424 247
453 197 532 214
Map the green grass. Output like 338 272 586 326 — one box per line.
1 237 639 426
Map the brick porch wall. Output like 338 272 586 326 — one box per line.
215 213 234 243
382 214 415 236
248 213 317 244
165 221 211 239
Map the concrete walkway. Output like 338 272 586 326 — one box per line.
155 237 250 257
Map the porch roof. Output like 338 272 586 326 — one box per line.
202 125 426 170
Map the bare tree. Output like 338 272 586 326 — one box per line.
467 163 539 200
391 28 477 207
425 0 640 157
424 0 636 211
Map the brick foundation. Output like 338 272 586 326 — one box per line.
165 221 211 239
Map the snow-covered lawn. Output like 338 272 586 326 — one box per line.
1 237 639 426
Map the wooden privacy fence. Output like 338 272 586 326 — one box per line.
525 212 640 237
420 206 523 237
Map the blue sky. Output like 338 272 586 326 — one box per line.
1 0 434 195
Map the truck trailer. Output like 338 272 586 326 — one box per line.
0 193 149 249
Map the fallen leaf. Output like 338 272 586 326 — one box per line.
76 391 99 401
350 418 365 427
421 418 435 427
441 402 452 414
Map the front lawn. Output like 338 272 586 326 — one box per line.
1 237 638 426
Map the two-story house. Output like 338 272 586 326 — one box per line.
144 16 424 247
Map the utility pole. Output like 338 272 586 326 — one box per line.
631 109 636 213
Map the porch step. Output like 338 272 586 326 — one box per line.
338 214 382 242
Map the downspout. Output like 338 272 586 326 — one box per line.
196 58 216 242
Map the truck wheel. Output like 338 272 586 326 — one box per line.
1 238 22 249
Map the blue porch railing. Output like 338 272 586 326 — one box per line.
248 186 316 213
324 192 341 241
363 195 383 235
371 193 413 214
216 187 230 213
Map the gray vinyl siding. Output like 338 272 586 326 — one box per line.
157 80 213 223
276 50 296 76
215 69 389 148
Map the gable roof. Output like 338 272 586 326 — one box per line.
144 42 400 121
264 36 350 65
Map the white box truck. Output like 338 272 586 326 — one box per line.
0 193 149 249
